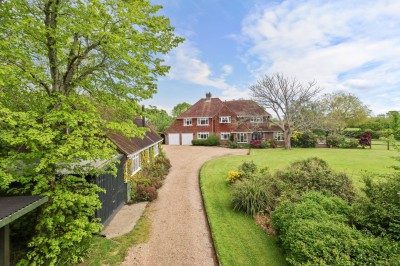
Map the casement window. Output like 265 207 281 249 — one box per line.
154 144 159 156
197 132 209 139
220 132 231 140
250 116 263 123
197 117 209 126
219 116 231 124
237 133 248 143
184 118 192 126
131 153 141 175
273 132 284 141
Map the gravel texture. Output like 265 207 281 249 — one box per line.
122 145 247 266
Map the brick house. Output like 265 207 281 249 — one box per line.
165 93 284 145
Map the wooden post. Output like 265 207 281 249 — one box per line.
0 225 10 266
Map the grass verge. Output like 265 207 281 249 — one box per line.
200 147 397 265
79 209 151 266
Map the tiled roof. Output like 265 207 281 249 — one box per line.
224 100 270 117
178 98 224 118
108 119 162 155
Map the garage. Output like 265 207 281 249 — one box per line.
181 133 193 145
168 133 180 145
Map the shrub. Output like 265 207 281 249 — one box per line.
272 192 400 265
359 131 372 147
351 174 400 241
238 160 258 178
290 131 318 148
232 175 280 215
192 135 220 146
226 170 242 184
275 157 356 202
327 134 346 147
343 128 362 138
249 139 263 148
338 138 359 149
136 184 157 201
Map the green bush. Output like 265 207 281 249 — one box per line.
272 192 400 265
291 131 318 148
275 157 356 202
351 174 400 241
338 138 359 149
238 160 257 178
232 174 280 215
192 135 220 146
327 134 346 147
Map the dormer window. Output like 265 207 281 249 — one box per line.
219 116 231 124
250 117 263 123
184 118 192 126
197 117 209 126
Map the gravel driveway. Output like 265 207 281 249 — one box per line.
122 145 247 266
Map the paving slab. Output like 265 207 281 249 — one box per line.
101 201 148 239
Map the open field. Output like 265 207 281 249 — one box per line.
200 147 398 265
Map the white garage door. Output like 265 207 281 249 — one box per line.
168 133 180 145
181 133 193 145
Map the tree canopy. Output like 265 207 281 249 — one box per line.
172 102 191 118
250 73 322 149
0 0 183 264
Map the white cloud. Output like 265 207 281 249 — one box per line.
164 41 249 100
240 0 400 114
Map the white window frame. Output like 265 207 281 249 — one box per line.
273 132 284 141
237 133 248 143
250 116 263 123
219 116 231 124
197 117 209 126
197 132 209 139
183 118 192 126
220 132 230 140
154 144 159 156
131 153 141 175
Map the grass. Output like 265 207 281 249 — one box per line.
200 147 399 265
79 209 151 266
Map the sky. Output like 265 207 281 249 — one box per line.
144 0 400 116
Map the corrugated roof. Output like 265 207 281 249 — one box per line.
108 119 162 155
224 100 270 117
178 97 224 118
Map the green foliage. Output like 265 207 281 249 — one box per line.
326 134 346 147
192 135 220 146
327 134 359 148
232 175 280 216
351 174 400 241
275 157 356 202
172 102 191 118
238 160 258 178
0 97 114 265
343 127 362 138
272 192 400 266
130 148 171 202
145 106 173 133
290 131 318 148
0 0 182 264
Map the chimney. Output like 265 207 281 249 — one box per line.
142 105 145 127
205 92 212 102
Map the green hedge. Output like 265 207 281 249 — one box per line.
192 135 220 146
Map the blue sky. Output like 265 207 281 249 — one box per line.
144 0 400 116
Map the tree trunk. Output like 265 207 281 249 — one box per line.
284 128 292 149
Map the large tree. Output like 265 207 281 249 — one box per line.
321 92 371 132
146 105 173 133
250 73 322 149
172 102 191 118
0 0 182 264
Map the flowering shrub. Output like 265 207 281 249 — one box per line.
226 170 242 183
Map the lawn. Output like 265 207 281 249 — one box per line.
200 147 398 266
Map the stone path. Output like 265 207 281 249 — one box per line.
122 145 247 266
